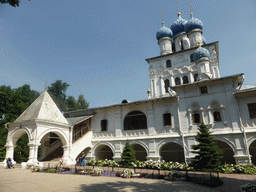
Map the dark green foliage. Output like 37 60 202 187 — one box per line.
14 134 29 163
0 0 19 7
48 80 70 112
48 80 89 112
191 122 222 172
120 141 136 167
77 94 89 110
0 85 38 161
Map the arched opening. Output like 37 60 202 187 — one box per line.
249 140 256 164
175 77 181 85
164 79 170 93
94 145 113 160
182 76 189 84
124 111 147 130
166 60 172 68
76 147 91 161
214 140 236 164
131 144 147 161
194 74 198 82
160 142 185 163
39 132 63 161
14 134 29 163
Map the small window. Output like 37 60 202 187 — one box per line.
183 76 189 84
163 113 171 126
194 74 198 82
190 54 194 63
101 119 108 131
248 103 256 119
166 60 172 68
213 111 221 122
175 77 181 85
192 113 200 124
200 86 208 94
180 40 184 50
164 79 170 93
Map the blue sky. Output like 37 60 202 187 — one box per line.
0 0 256 108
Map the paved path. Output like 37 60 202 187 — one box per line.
0 168 216 192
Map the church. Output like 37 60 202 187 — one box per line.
2 12 256 167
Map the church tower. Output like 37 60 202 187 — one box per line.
146 12 220 99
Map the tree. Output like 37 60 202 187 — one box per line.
67 96 78 111
0 0 20 7
191 122 222 172
48 80 70 112
77 94 89 110
121 141 136 168
0 85 39 161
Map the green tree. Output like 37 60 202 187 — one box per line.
191 122 222 172
48 80 70 112
14 134 29 163
67 96 78 111
121 141 136 168
0 0 20 7
0 85 39 161
77 94 89 110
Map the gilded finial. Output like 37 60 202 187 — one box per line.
178 12 181 17
147 88 151 94
190 13 193 18
161 8 164 25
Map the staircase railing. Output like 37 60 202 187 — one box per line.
72 125 91 143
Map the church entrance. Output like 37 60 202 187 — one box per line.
131 144 147 161
94 145 113 160
160 142 185 163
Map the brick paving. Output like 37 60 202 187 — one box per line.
1 167 256 192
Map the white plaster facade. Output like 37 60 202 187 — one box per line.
2 13 256 167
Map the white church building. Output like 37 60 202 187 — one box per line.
2 12 256 167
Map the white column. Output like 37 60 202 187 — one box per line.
160 76 165 96
189 72 193 83
170 76 174 87
27 144 36 164
4 144 16 166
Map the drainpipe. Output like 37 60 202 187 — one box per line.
176 96 188 164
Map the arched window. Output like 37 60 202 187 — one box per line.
124 111 147 130
182 76 189 84
180 40 184 50
190 54 194 63
175 77 181 85
164 79 170 93
166 60 172 68
194 74 198 82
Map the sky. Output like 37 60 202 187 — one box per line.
0 0 256 108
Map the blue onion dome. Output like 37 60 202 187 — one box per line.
202 36 206 45
172 41 176 52
193 46 210 63
185 13 203 34
170 12 187 38
156 22 173 41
